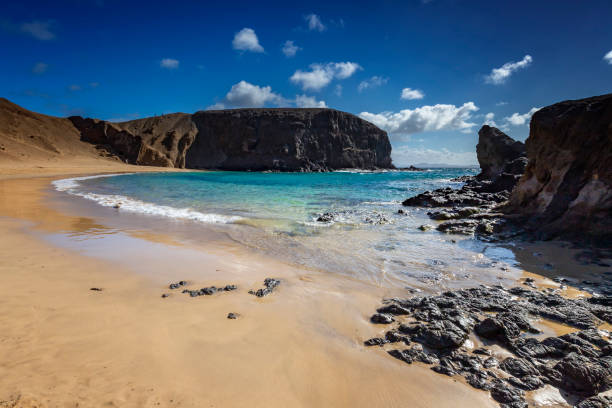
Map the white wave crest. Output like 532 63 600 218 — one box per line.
52 174 242 224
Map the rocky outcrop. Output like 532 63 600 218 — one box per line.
364 285 612 407
186 109 392 171
401 126 527 235
506 94 612 243
68 108 392 172
477 125 526 181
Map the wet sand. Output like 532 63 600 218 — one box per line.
0 168 498 407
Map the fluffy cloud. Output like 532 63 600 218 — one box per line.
31 62 48 74
504 107 540 126
359 102 479 137
232 28 264 53
485 55 532 84
604 50 612 65
392 146 477 167
358 76 388 92
20 21 55 40
290 62 362 91
160 58 179 69
483 112 497 127
282 40 300 57
211 81 283 109
401 87 425 100
295 94 327 108
305 14 326 32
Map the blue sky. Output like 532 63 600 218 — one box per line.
1 0 611 166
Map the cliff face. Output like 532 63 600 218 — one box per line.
68 108 392 171
476 125 526 181
187 108 392 171
507 94 612 241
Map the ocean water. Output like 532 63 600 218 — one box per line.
53 169 525 289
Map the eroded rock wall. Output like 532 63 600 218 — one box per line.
506 94 612 242
68 108 392 171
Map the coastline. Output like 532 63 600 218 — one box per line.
0 166 499 408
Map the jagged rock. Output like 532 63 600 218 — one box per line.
249 278 281 297
576 396 612 408
363 337 387 346
506 93 612 243
490 382 526 407
547 353 612 397
476 125 526 181
499 357 539 377
370 313 395 324
365 285 612 405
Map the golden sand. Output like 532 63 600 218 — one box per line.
0 165 497 408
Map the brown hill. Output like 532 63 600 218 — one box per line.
0 98 122 167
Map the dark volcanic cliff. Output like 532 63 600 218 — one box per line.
506 94 612 242
68 108 392 171
476 125 526 181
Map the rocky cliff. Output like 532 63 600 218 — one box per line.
476 125 526 181
506 94 612 242
68 108 392 171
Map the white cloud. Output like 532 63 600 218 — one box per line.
215 81 283 108
290 62 362 91
295 94 327 108
282 40 300 57
401 87 425 100
89 82 99 88
305 14 326 32
32 62 48 74
483 112 497 127
359 102 479 137
504 107 540 126
358 76 388 92
496 101 508 106
485 55 532 84
232 28 264 53
21 21 55 40
68 84 81 91
604 50 612 65
392 146 477 167
160 58 179 69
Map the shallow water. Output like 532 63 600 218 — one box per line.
52 169 532 290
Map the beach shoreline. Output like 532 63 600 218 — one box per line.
0 164 502 408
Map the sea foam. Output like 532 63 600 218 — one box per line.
52 174 242 224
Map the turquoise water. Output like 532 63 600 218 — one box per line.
55 169 524 289
71 169 475 226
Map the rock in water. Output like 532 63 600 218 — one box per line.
69 108 393 172
506 93 612 243
476 125 526 181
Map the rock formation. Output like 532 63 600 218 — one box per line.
69 108 392 171
506 94 612 243
364 285 612 407
185 109 392 171
476 125 526 181
401 125 527 235
0 99 392 172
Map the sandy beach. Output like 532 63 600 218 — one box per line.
0 161 503 408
